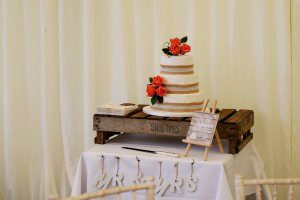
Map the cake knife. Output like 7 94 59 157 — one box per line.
121 147 181 158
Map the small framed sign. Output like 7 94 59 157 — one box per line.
183 100 224 161
186 112 219 146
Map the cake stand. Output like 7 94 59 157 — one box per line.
143 106 194 117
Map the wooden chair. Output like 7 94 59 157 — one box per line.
49 177 155 200
235 174 300 200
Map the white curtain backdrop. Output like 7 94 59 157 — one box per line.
0 0 299 199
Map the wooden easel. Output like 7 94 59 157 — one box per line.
183 99 225 161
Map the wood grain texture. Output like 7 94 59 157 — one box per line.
147 115 166 120
225 110 253 124
237 132 253 152
95 131 107 144
218 109 236 122
93 105 254 154
167 117 187 121
95 117 188 136
130 111 150 119
229 139 238 154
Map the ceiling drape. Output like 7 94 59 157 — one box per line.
0 0 299 199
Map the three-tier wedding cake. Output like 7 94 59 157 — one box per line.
143 36 204 117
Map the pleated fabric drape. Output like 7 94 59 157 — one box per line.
0 0 299 199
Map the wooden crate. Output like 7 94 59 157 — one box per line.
93 104 254 154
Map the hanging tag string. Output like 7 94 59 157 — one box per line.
190 159 194 177
101 155 105 175
174 162 179 178
159 161 162 179
136 157 140 173
115 156 120 173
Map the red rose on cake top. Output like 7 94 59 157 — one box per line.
156 86 167 97
180 43 191 55
162 36 191 56
146 84 156 97
152 75 163 87
170 38 181 46
169 43 181 56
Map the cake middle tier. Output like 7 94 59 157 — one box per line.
152 93 204 112
160 64 194 75
162 74 199 94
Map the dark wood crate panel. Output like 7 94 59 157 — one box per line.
93 104 254 154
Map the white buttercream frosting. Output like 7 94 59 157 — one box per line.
163 93 203 103
162 74 199 85
152 103 202 110
160 55 193 66
161 67 194 73
165 85 199 92
150 54 203 113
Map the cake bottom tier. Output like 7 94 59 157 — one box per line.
151 101 204 112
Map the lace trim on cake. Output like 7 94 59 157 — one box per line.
161 71 194 75
167 89 199 94
165 84 198 93
151 106 203 112
159 101 204 106
164 83 199 88
161 68 194 73
161 64 194 68
152 102 204 110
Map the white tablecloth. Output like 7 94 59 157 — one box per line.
72 134 269 200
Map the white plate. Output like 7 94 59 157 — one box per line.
143 106 194 117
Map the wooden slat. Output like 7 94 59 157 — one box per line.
216 123 237 139
218 109 236 122
95 131 107 144
237 132 253 151
229 139 238 154
238 112 254 136
123 105 147 117
225 110 253 124
147 115 166 120
130 111 150 119
120 103 136 106
166 117 186 121
222 110 254 137
137 104 149 107
95 117 190 136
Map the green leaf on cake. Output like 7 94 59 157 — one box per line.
157 96 163 103
162 48 173 56
181 36 188 43
149 77 153 83
151 96 157 105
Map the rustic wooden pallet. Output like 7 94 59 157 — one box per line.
93 104 254 154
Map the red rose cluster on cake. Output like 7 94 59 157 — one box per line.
146 75 167 105
162 36 191 56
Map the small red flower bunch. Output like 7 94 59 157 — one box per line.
146 75 167 105
162 36 191 56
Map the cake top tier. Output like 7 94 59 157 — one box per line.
162 36 191 56
160 55 193 66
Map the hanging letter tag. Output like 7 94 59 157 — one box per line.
186 175 198 192
155 177 170 197
112 172 124 187
93 173 112 190
171 176 183 194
